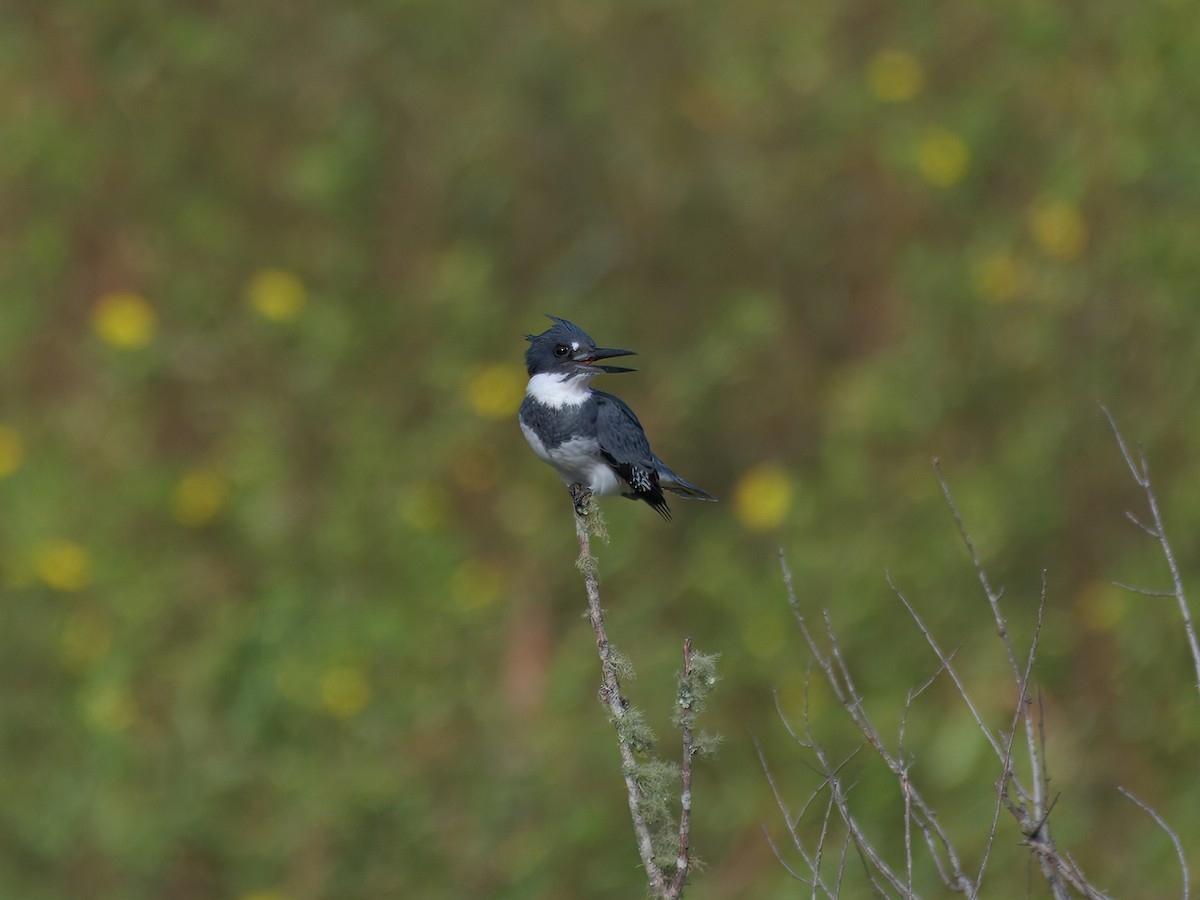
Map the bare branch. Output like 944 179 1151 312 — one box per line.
933 469 1110 897
889 572 1005 763
754 728 835 898
934 463 1049 826
1123 510 1159 538
1034 844 1113 900
932 459 1019 674
897 639 954 898
773 681 814 751
813 792 835 900
574 510 667 895
807 737 908 897
1113 581 1178 598
776 478 1142 899
761 822 817 887
902 762 914 898
977 573 1051 892
667 638 696 897
1100 403 1148 487
1102 404 1200 695
1118 787 1189 900
781 553 974 895
933 461 1044 781
774 438 1189 900
573 501 721 898
835 829 852 897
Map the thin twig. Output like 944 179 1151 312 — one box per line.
835 829 852 897
934 462 1050 826
976 573 1049 893
1123 510 1159 538
776 468 1144 900
813 792 835 900
1030 844 1113 900
1113 582 1177 598
934 465 1107 898
761 823 817 886
937 468 1117 898
805 730 908 896
932 459 1021 679
1118 787 1189 900
781 553 973 894
754 729 835 898
902 764 914 898
899 658 949 899
1102 404 1200 695
889 573 1006 763
668 638 695 897
934 460 1044 821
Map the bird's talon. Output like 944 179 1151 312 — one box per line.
569 483 592 516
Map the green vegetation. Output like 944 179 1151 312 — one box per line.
3 2 1199 896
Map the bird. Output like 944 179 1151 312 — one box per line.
518 315 716 520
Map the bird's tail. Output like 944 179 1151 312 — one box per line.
654 456 717 502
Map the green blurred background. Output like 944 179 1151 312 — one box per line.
3 1 1200 897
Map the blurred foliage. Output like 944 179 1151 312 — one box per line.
2 0 1199 897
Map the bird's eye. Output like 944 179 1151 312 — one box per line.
554 344 570 357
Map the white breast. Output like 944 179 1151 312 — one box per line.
525 372 592 408
520 422 621 495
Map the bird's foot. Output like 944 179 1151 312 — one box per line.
569 483 593 517
570 484 609 543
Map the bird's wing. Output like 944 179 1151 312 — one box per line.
592 390 652 462
592 390 671 519
652 454 718 502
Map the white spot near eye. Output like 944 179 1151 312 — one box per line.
571 341 579 350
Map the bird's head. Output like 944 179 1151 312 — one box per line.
524 315 637 379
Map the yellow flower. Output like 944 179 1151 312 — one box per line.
33 540 92 591
466 363 526 420
247 268 306 321
916 128 969 187
1029 201 1087 261
92 292 156 348
733 463 792 531
321 665 371 719
171 468 230 526
972 252 1032 303
866 50 924 102
0 426 24 477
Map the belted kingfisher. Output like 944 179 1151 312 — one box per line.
519 315 716 520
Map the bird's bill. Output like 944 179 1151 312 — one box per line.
574 346 637 374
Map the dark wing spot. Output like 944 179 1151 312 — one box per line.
603 453 672 520
629 467 653 493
